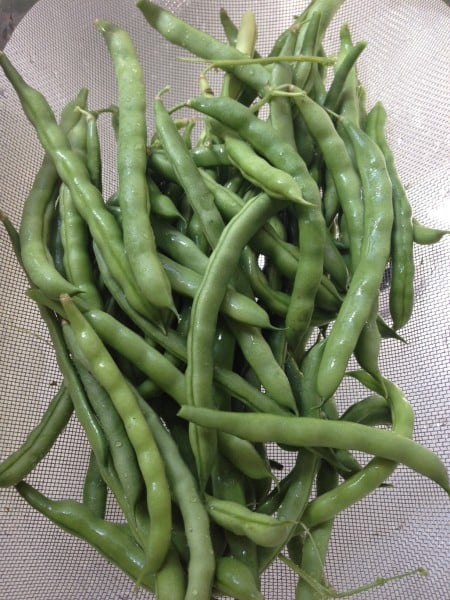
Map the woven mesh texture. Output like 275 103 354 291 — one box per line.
0 0 449 598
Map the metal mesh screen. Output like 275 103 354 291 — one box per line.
0 0 449 598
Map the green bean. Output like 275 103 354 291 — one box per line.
412 218 450 245
219 7 238 46
69 351 146 523
79 109 102 190
154 92 225 249
269 25 298 148
294 0 345 52
223 134 309 206
258 451 319 572
295 461 338 600
325 37 367 117
227 319 298 414
0 51 155 321
292 10 321 92
218 432 274 481
84 309 186 406
18 130 78 296
185 192 287 488
15 482 156 593
341 395 391 427
259 344 328 568
335 24 362 128
158 252 274 329
147 175 184 221
154 546 186 600
0 386 73 487
59 183 103 309
0 209 22 263
205 494 292 548
366 101 414 330
300 379 415 529
137 1 271 96
135 395 215 600
185 210 210 255
152 216 208 274
214 556 263 600
62 326 149 543
317 119 393 399
353 296 385 392
178 407 450 493
221 11 257 101
240 246 291 317
289 90 364 268
211 454 259 581
96 20 175 314
83 451 108 519
61 295 172 576
189 144 232 167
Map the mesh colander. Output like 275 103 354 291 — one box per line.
0 1 449 598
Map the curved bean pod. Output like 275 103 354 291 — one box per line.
178 407 450 493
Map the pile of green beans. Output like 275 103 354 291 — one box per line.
1 0 449 598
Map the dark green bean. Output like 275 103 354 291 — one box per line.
0 386 73 487
341 395 391 427
83 451 108 519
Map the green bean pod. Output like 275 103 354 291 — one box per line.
214 556 263 600
136 396 215 600
227 320 298 414
83 451 108 519
295 461 338 600
158 252 274 329
0 386 73 487
59 183 103 309
366 101 415 330
61 295 172 576
0 51 155 321
205 494 292 547
137 0 271 95
154 93 225 249
223 134 309 206
412 218 449 245
95 20 175 314
15 482 156 592
178 408 450 493
317 119 393 399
